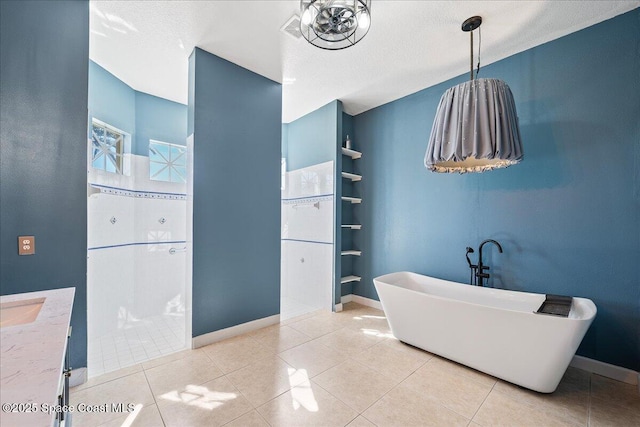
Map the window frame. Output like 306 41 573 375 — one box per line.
90 118 131 175
148 139 187 184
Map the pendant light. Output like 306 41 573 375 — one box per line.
425 16 523 173
300 0 371 50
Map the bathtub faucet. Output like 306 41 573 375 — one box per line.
476 239 503 287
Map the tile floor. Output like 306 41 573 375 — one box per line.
280 295 318 321
88 313 186 377
72 302 640 427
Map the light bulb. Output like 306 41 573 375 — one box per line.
358 12 370 29
301 9 312 26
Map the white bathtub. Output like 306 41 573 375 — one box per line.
373 271 596 393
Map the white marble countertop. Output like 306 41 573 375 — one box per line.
1 287 75 427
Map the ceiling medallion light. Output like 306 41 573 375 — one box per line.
300 0 371 50
425 16 523 173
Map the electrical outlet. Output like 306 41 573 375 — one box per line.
18 236 35 255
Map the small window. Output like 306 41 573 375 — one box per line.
91 120 125 174
149 140 186 183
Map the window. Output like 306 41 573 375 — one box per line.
91 119 126 173
149 140 186 183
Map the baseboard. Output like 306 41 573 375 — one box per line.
192 314 280 348
341 294 383 310
334 303 343 312
69 367 87 388
570 355 639 386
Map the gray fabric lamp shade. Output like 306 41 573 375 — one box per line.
425 78 524 173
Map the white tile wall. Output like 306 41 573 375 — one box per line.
88 148 189 376
281 161 335 319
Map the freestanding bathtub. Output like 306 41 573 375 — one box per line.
373 272 596 393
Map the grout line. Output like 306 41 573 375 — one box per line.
141 369 167 427
470 378 497 423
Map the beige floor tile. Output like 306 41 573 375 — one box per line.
141 348 204 370
287 312 346 338
226 354 308 407
346 415 377 426
223 410 269 427
363 384 469 427
281 309 325 326
380 337 434 362
340 309 392 336
98 403 164 427
590 374 640 408
145 350 223 396
248 324 312 353
427 356 497 388
70 371 155 426
314 327 383 356
155 376 253 427
313 359 399 413
560 367 591 390
201 335 273 374
341 302 382 316
589 395 640 427
403 361 493 419
492 375 589 425
257 379 358 427
353 341 427 381
73 363 144 392
279 338 349 377
473 389 583 427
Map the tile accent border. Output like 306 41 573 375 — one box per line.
192 314 280 348
281 194 334 205
89 183 187 200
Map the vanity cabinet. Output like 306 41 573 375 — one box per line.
0 288 75 427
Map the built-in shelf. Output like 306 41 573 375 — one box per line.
341 147 362 159
341 250 362 256
341 171 362 181
341 196 362 204
341 224 362 230
341 275 361 284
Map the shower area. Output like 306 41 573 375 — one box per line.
280 161 335 319
86 61 190 377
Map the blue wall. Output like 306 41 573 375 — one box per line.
135 91 188 151
88 61 136 144
88 61 187 156
353 9 640 370
189 48 282 336
0 0 89 369
285 101 340 171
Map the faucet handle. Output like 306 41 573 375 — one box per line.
477 272 490 279
479 265 490 271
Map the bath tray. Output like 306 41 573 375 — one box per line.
535 294 573 317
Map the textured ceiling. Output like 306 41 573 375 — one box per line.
90 1 639 123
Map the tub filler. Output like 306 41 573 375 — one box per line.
373 272 596 393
